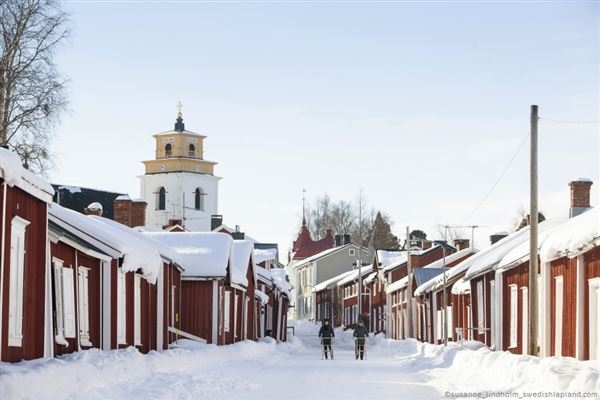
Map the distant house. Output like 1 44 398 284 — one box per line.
255 248 290 341
290 241 372 321
0 149 54 362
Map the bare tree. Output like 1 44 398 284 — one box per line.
1 0 70 173
304 193 395 247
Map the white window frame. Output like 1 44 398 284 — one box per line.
490 280 496 347
477 280 484 334
349 248 356 257
509 284 518 348
234 294 239 339
117 269 127 345
134 274 142 346
7 216 29 347
446 306 453 339
78 266 92 347
171 284 176 327
62 267 76 339
224 291 231 333
554 275 564 356
521 286 528 355
52 258 68 346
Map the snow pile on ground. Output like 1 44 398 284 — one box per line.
1 320 598 400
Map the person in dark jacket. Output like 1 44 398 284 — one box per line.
353 320 368 360
318 319 335 359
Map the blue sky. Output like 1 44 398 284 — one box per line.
51 1 599 259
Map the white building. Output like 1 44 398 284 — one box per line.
139 109 221 231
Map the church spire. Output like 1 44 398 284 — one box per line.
174 101 185 132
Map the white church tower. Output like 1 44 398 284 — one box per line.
139 103 221 231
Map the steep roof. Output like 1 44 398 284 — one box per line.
290 217 334 260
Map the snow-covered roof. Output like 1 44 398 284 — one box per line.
270 268 290 297
380 246 440 273
451 277 471 295
364 271 379 285
230 240 254 287
497 217 567 271
292 244 353 269
254 248 277 264
377 250 406 267
411 247 479 295
337 265 373 287
144 232 232 278
155 129 206 137
540 208 599 262
0 147 54 203
49 204 166 284
254 289 269 305
312 269 356 292
256 265 273 284
386 268 447 294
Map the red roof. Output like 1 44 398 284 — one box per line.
291 217 334 260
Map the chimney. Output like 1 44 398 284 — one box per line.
131 200 147 227
211 214 223 231
453 239 470 250
84 202 103 216
114 196 147 228
490 232 509 245
569 179 593 218
334 234 342 247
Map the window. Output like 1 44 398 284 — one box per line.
349 248 356 257
165 143 172 157
158 187 166 210
117 269 127 345
78 267 92 347
194 188 205 211
189 144 195 157
52 259 76 346
8 216 29 347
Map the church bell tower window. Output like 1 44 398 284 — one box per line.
189 144 195 157
158 187 166 210
165 144 172 157
195 187 205 211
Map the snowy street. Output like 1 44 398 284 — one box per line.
1 321 598 400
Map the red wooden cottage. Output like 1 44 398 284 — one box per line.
227 239 258 343
255 248 290 342
145 232 232 345
539 204 599 360
49 204 183 354
0 148 54 362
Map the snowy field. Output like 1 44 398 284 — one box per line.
1 321 598 400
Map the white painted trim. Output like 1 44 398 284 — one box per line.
7 216 29 347
168 326 206 344
211 281 218 343
575 255 584 360
588 277 600 360
490 280 495 348
62 267 76 338
494 271 503 350
44 234 53 358
78 266 92 347
156 269 164 351
0 183 7 358
555 275 564 356
116 269 127 345
509 284 517 348
102 260 111 350
476 280 484 334
521 286 528 355
541 262 551 356
134 274 142 346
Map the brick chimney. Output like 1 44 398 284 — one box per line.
569 179 593 218
114 196 147 227
453 239 470 250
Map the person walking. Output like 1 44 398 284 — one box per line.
353 320 368 360
318 319 335 360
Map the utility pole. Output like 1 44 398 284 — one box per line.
406 226 413 338
357 194 363 324
529 104 539 356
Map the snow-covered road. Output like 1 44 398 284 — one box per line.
1 321 598 400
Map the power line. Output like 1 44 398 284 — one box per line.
539 117 600 124
460 132 529 226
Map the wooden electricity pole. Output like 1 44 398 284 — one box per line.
529 104 539 356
